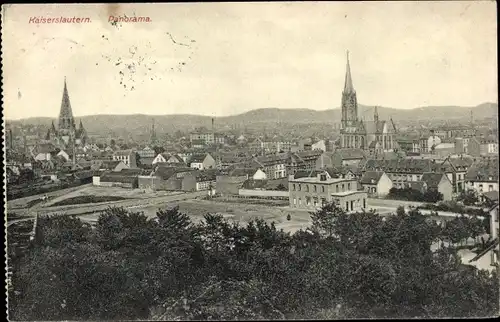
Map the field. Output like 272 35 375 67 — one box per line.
79 199 313 234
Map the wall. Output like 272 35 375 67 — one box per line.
238 189 289 198
289 178 359 209
92 176 100 186
253 169 267 180
138 175 159 190
466 181 499 194
181 174 197 192
377 173 393 197
437 177 453 201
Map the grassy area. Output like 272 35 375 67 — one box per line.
51 195 130 207
209 196 289 207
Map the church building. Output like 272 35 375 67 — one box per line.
45 78 88 148
339 52 396 153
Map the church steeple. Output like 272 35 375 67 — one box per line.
341 50 359 129
374 106 379 123
58 77 75 133
150 118 157 145
344 50 355 94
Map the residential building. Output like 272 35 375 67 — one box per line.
362 158 437 188
112 150 137 168
189 153 216 170
288 173 367 212
465 158 499 193
181 170 218 192
152 153 169 165
360 171 393 197
421 172 453 201
288 150 324 175
338 52 396 152
468 137 499 157
439 156 474 193
254 153 289 179
332 148 366 166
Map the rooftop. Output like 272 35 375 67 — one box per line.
290 176 353 184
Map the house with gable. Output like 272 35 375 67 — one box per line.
359 171 393 197
420 172 453 201
189 153 216 170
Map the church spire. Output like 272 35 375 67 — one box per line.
374 106 379 123
58 77 75 132
343 50 355 93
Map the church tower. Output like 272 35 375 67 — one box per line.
58 77 76 136
341 51 359 129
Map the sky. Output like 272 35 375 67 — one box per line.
2 2 498 120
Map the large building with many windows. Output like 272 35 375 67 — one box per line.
288 172 367 212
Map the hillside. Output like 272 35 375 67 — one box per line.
7 102 497 134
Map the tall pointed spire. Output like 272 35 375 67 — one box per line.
58 77 75 132
343 50 355 93
374 106 379 122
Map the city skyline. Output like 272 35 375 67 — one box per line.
3 2 497 120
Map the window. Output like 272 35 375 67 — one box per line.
489 185 494 192
347 183 351 190
479 184 483 192
298 184 301 191
293 184 296 191
298 198 302 205
306 185 309 192
341 184 345 191
293 198 296 205
322 186 325 193
345 201 349 211
314 185 317 192
336 185 339 193
306 197 311 206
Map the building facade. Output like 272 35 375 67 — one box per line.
288 173 367 212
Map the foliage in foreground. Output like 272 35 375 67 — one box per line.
8 204 499 321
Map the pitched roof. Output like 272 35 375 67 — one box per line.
465 159 499 182
335 148 366 160
421 172 447 188
364 158 436 173
114 149 134 156
101 160 122 170
229 168 259 177
100 172 138 184
294 169 325 179
482 191 499 202
154 165 194 180
195 169 218 182
406 181 427 191
360 171 385 185
324 166 353 178
256 153 289 165
190 153 208 163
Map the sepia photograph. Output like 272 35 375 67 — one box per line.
2 2 499 320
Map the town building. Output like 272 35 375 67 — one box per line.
288 150 324 175
253 153 289 179
189 153 216 170
468 137 499 157
360 171 393 197
420 172 453 201
288 172 367 212
112 150 138 168
465 158 499 193
338 52 396 152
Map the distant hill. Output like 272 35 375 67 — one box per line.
7 102 497 134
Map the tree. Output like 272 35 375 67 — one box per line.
457 189 479 206
275 183 287 191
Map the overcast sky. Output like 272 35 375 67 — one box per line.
2 2 497 120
